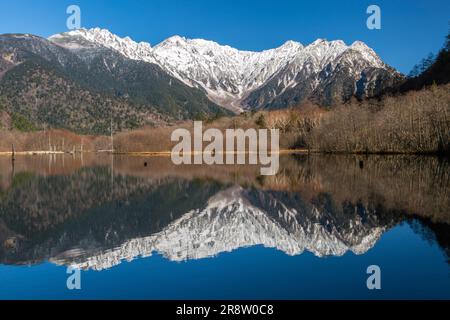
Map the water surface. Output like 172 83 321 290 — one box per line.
0 154 449 299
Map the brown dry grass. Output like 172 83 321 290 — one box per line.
0 84 448 154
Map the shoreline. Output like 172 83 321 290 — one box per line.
0 149 310 157
0 149 446 157
0 151 66 156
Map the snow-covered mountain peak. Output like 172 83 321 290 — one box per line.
351 40 371 50
48 28 399 111
349 40 384 68
155 35 186 47
303 39 347 56
285 39 349 74
310 38 327 45
280 40 303 48
50 28 154 60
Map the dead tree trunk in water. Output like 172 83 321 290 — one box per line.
11 143 15 181
110 117 114 154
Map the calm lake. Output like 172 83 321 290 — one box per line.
0 154 449 299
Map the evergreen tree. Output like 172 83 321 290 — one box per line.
408 64 420 78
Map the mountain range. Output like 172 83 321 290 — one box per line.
50 28 403 111
0 28 403 133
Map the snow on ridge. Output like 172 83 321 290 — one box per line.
48 28 392 110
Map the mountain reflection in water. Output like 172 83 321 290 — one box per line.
0 154 449 272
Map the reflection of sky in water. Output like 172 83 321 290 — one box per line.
0 155 449 299
0 224 449 300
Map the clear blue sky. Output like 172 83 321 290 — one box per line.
0 0 448 74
